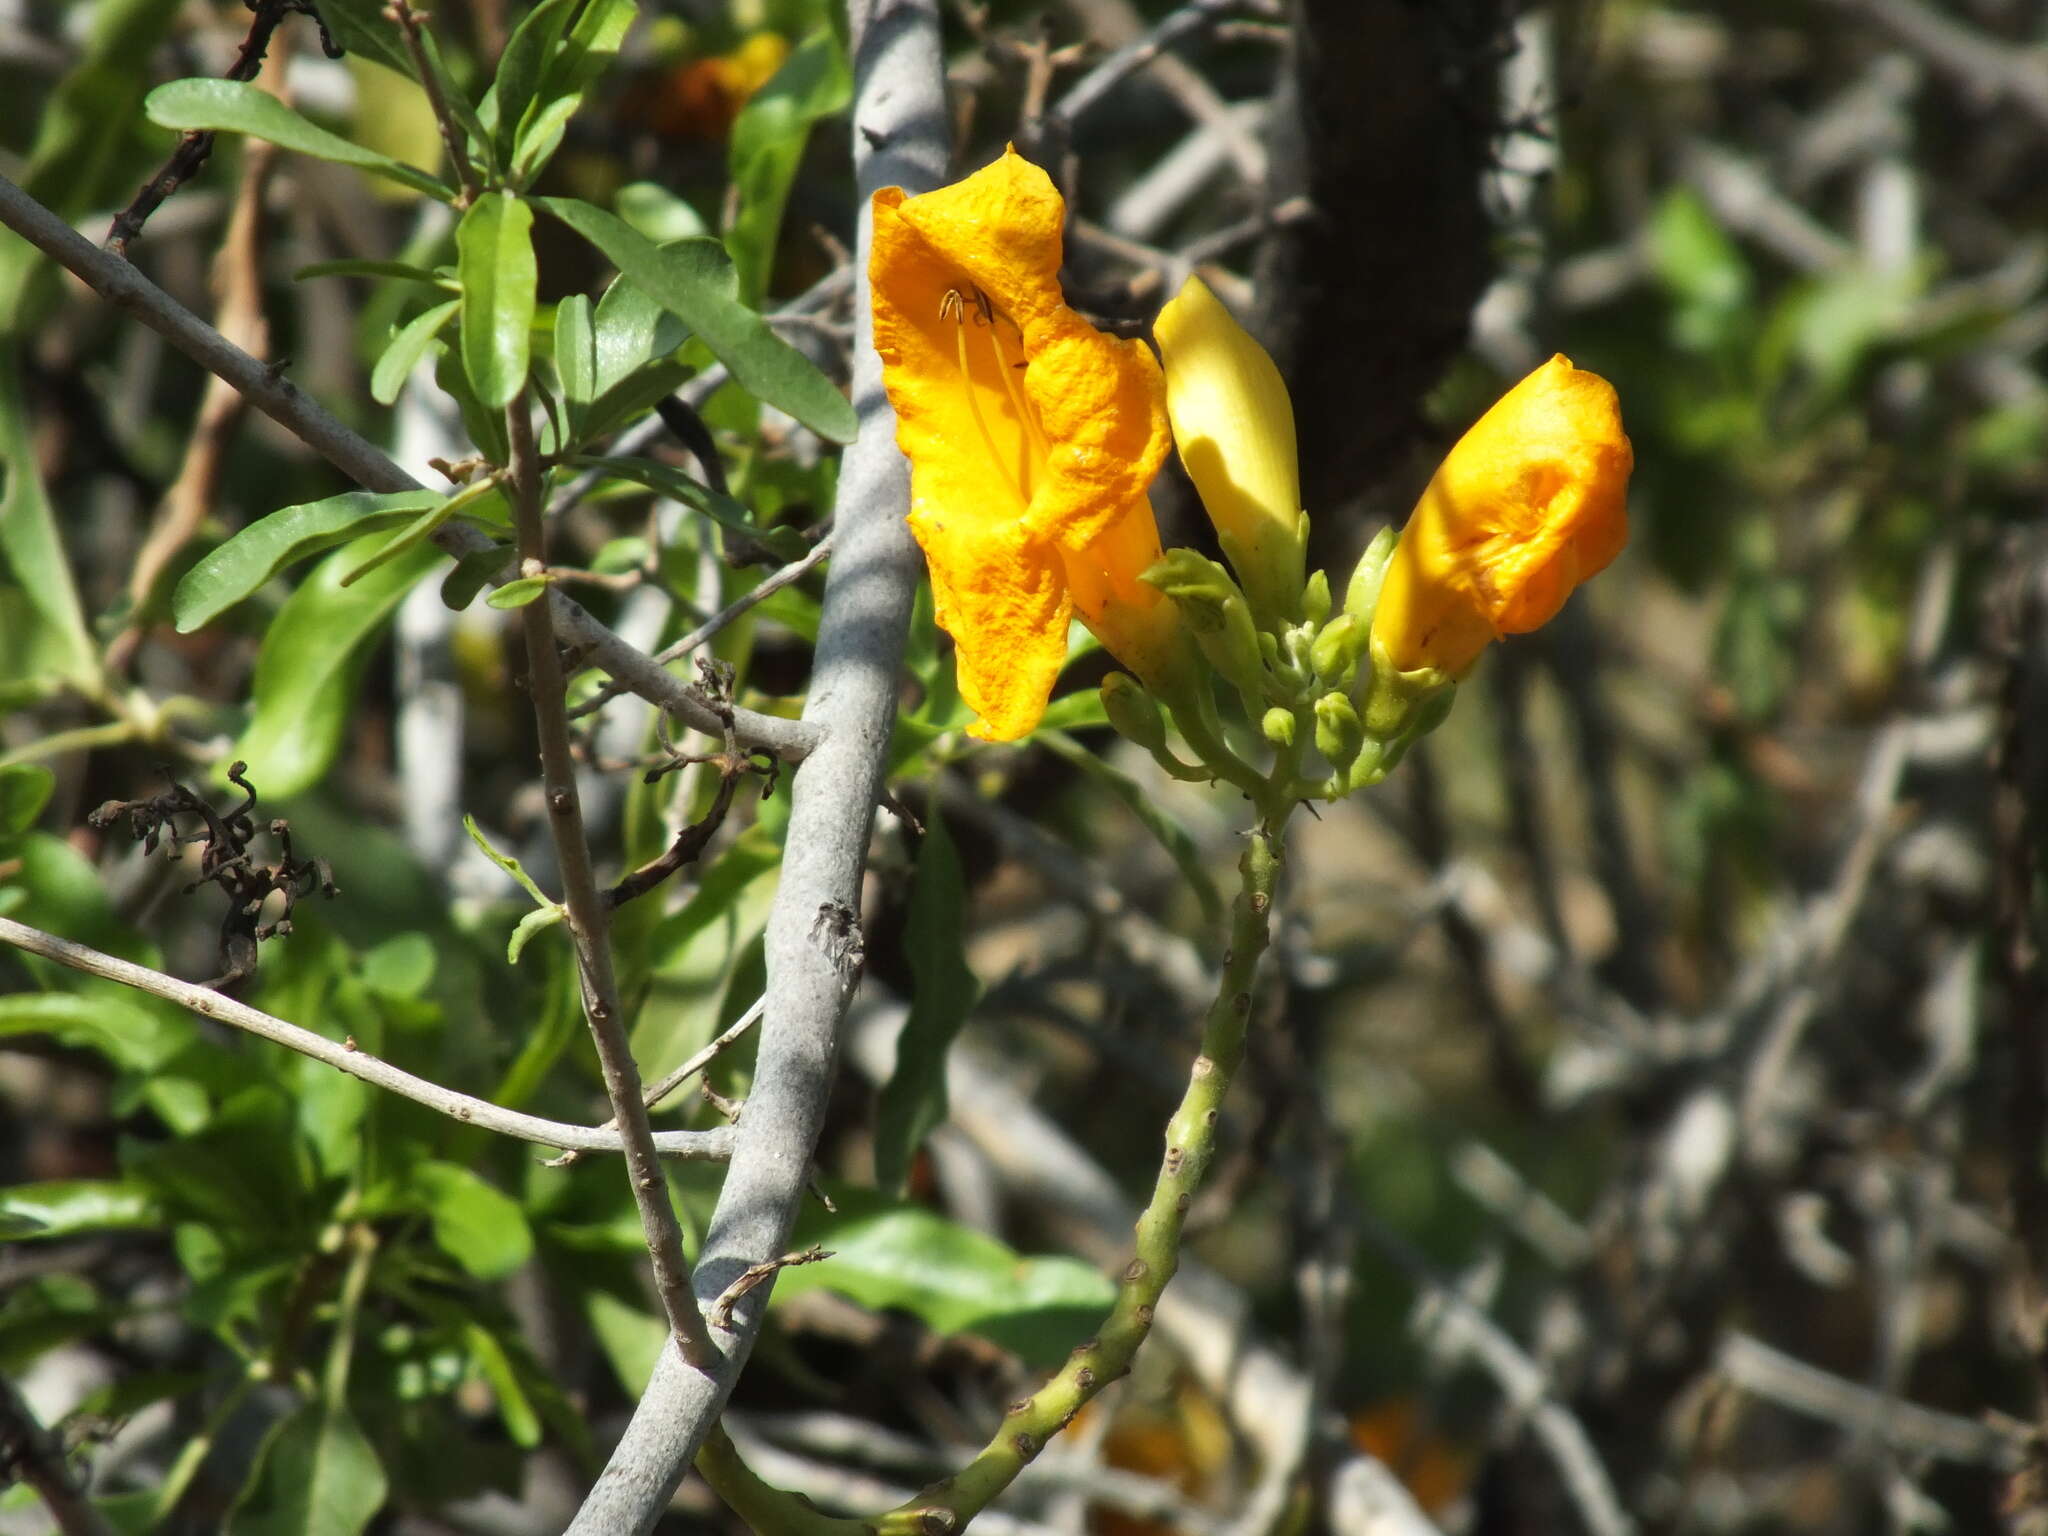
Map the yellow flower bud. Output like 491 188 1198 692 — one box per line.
1371 355 1632 675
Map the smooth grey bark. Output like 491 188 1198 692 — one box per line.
560 3 948 1530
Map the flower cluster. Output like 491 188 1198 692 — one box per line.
869 149 1634 791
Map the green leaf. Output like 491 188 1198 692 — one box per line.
592 273 691 395
410 1162 534 1281
0 991 193 1072
370 298 460 405
440 543 512 610
780 1190 1114 1368
305 0 417 79
486 575 549 610
0 763 53 833
536 196 856 442
1038 730 1223 926
174 491 440 632
233 534 445 797
507 904 566 963
145 79 452 202
574 455 805 560
461 814 549 905
478 0 575 171
554 292 598 408
435 342 510 463
873 810 980 1194
456 192 537 410
512 0 637 182
0 344 94 684
337 479 505 587
464 1323 542 1447
578 359 697 445
293 259 454 287
227 1402 388 1536
0 1181 162 1241
726 29 850 306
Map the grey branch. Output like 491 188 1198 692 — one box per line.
0 916 733 1163
561 2 946 1530
0 173 818 763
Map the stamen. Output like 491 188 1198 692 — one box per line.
979 296 1051 474
942 288 1028 510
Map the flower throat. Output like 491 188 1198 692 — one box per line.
941 285 1048 511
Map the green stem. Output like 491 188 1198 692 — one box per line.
698 814 1289 1532
147 1369 257 1528
881 818 1284 1529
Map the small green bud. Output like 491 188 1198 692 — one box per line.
1147 548 1269 701
1380 685 1458 771
1313 691 1362 769
1101 673 1168 754
1342 526 1401 627
1303 569 1332 627
1310 613 1364 687
1360 633 1452 740
1262 707 1297 748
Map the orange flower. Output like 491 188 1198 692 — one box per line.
1371 355 1632 675
870 149 1178 741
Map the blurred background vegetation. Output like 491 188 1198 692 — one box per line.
2 1 2044 1533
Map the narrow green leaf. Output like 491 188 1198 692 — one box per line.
726 29 849 306
233 535 445 797
555 292 597 407
456 192 537 410
370 298 460 406
536 196 856 442
440 544 512 610
779 1189 1114 1368
575 454 805 560
145 79 452 201
477 0 574 169
0 345 93 683
486 575 549 610
226 1402 388 1536
460 813 550 904
410 1162 534 1281
0 1181 162 1241
463 1323 542 1448
507 904 566 963
0 991 194 1072
873 811 980 1193
510 0 637 180
1039 730 1224 925
338 479 505 587
293 259 453 287
174 491 440 632
0 762 53 833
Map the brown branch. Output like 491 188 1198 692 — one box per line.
385 0 482 204
504 393 718 1370
0 1374 116 1536
106 0 335 255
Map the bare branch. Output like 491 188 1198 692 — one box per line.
0 916 733 1162
561 2 946 1527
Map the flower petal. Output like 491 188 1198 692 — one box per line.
1059 496 1189 693
910 504 1071 742
1154 274 1306 626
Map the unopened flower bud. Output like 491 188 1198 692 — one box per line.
1310 614 1364 688
1262 708 1297 748
1101 672 1168 755
1313 691 1362 770
1342 526 1400 627
1303 569 1331 627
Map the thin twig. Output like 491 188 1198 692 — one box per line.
386 0 483 204
0 1373 117 1536
0 171 821 763
568 531 836 722
0 915 732 1161
505 393 717 1371
547 997 769 1172
105 0 334 254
